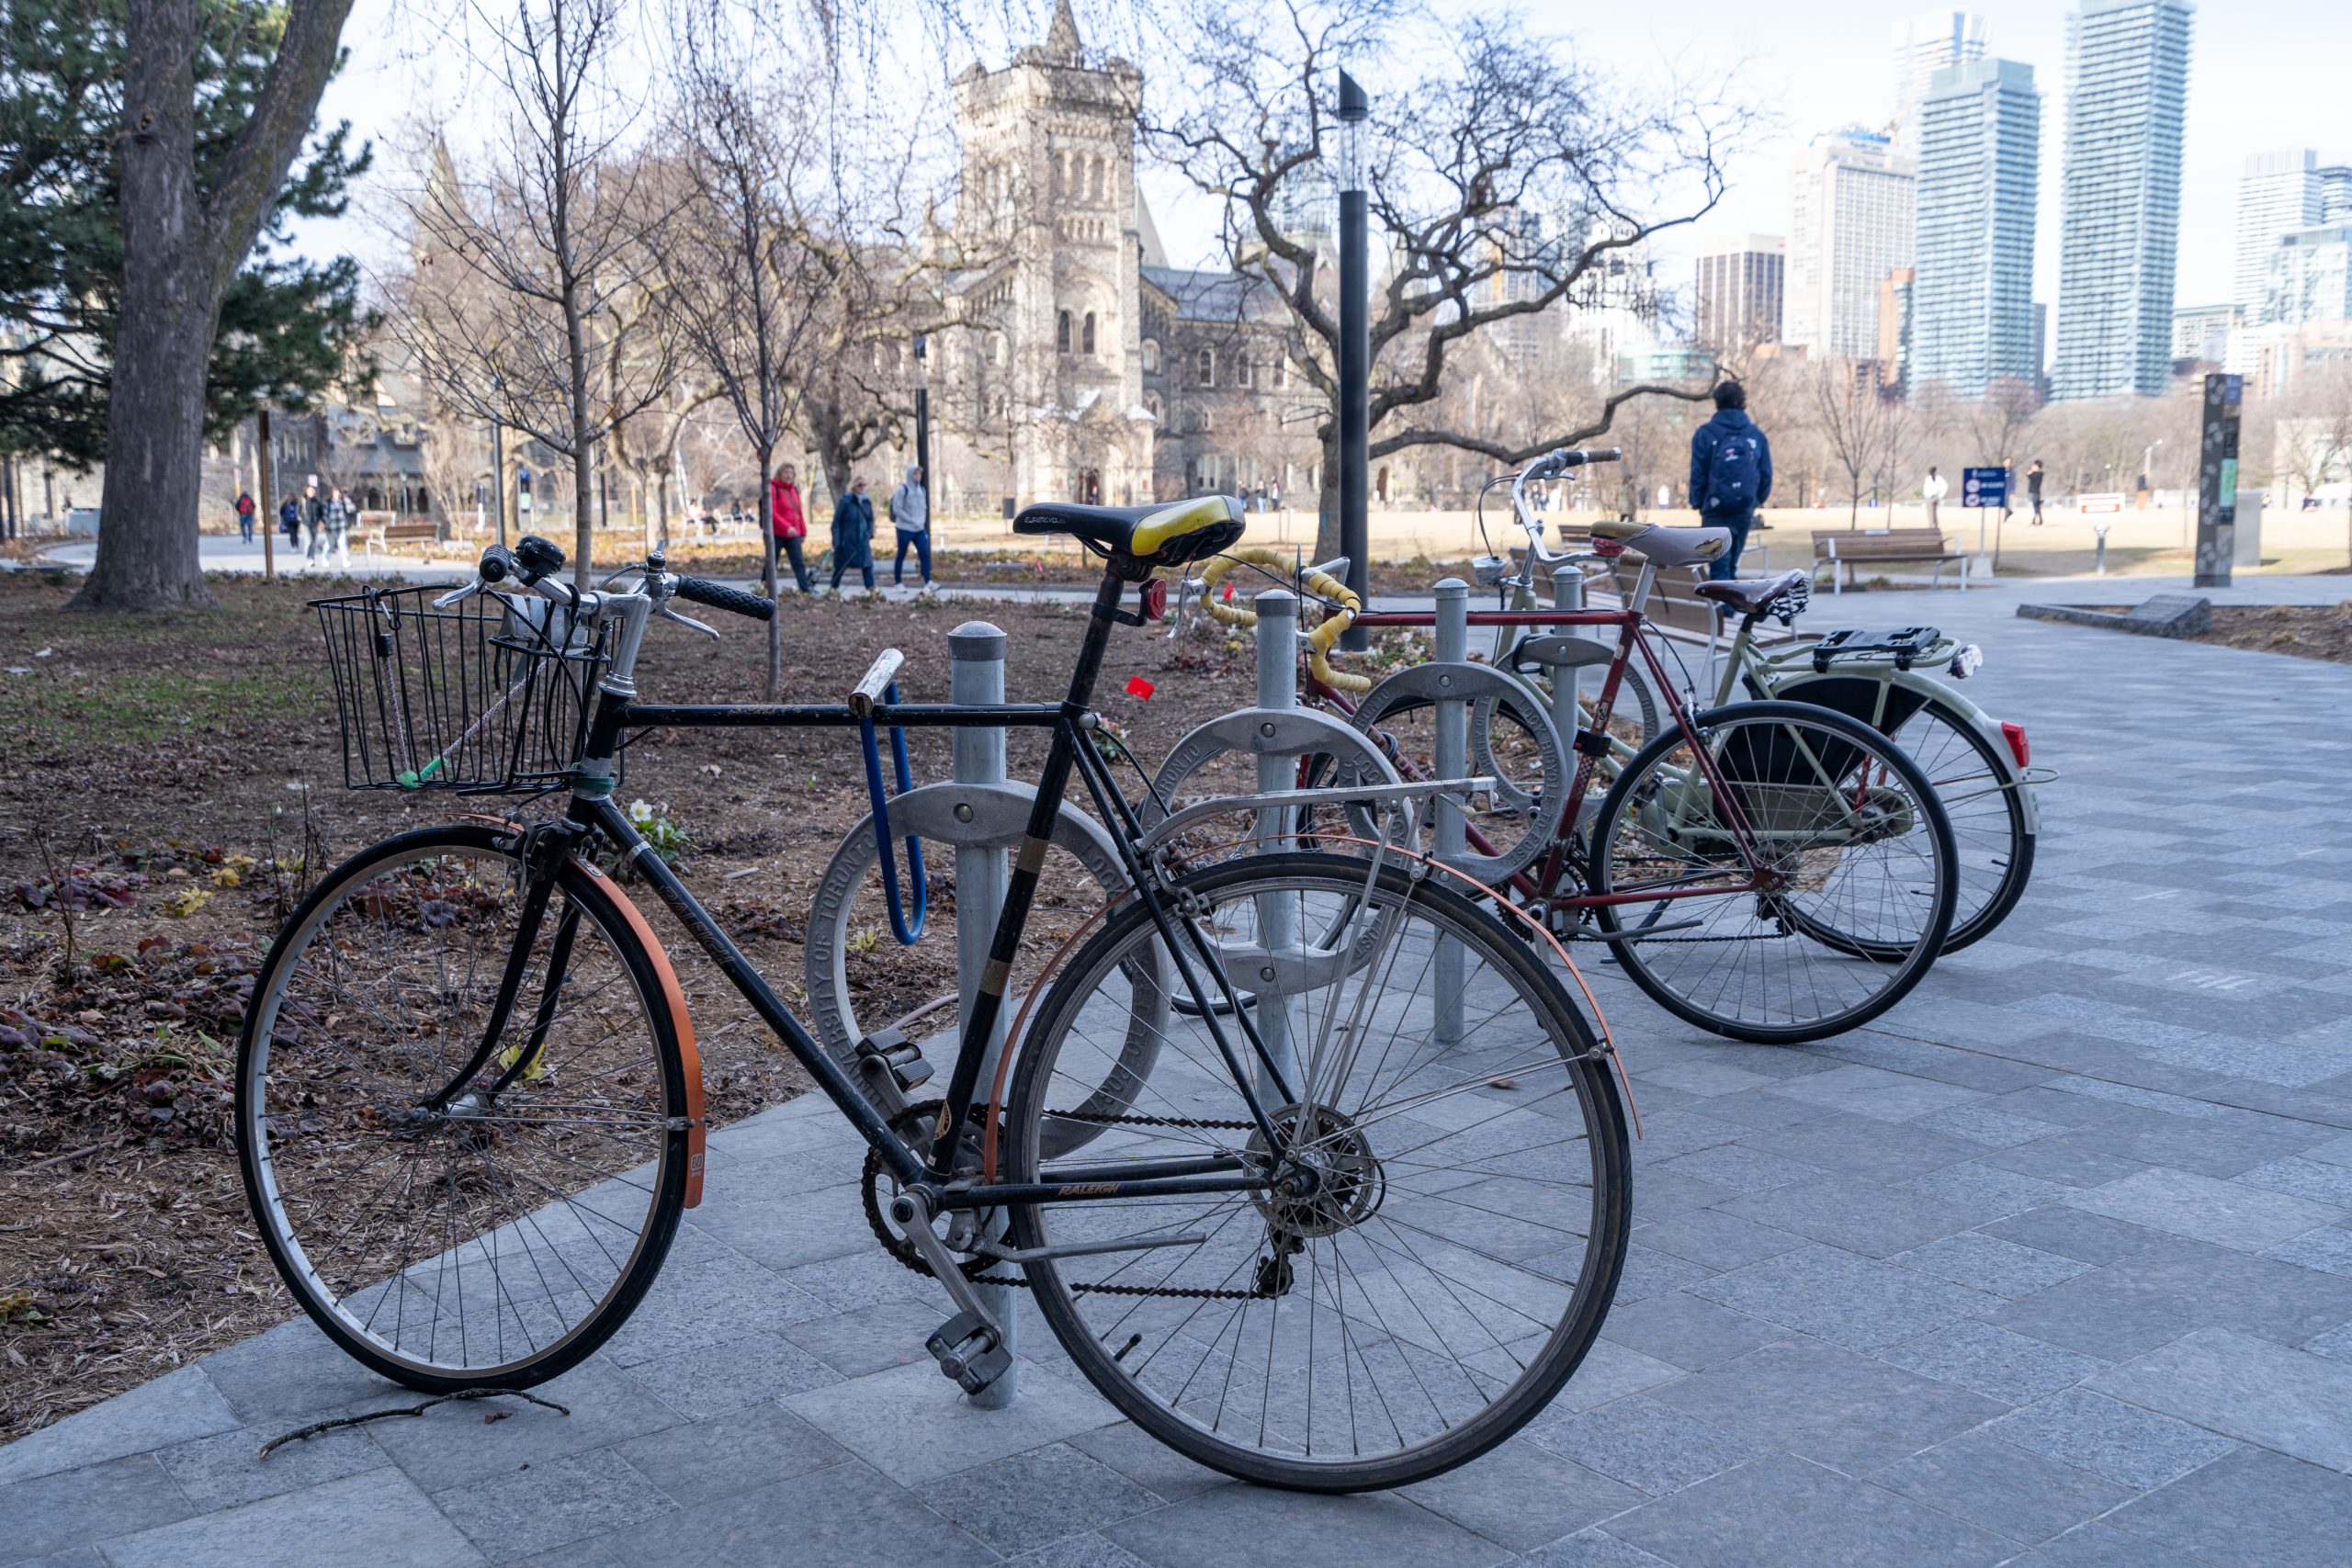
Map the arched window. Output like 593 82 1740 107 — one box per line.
1272 355 1289 389
1141 338 1159 374
1091 156 1105 201
990 333 1006 366
1081 312 1096 355
1197 408 1215 434
1057 310 1072 354
1196 347 1215 387
1144 394 1161 422
1051 153 1065 197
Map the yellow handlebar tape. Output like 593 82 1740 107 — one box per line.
1197 549 1373 694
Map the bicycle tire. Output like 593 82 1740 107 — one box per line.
1768 677 2034 952
1003 852 1630 1492
1585 701 1958 1043
236 822 692 1393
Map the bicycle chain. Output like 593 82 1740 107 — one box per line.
860 1105 1283 1301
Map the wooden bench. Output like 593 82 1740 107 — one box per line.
1589 564 1811 649
364 513 443 558
1811 527 1967 592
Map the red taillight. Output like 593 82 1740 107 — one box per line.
1140 578 1168 621
1593 536 1627 558
2001 721 2030 768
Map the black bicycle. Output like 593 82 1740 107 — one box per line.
235 499 1631 1491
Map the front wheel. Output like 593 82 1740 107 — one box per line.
1586 702 1957 1043
1004 852 1630 1492
236 823 692 1393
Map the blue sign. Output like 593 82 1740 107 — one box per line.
1961 466 2008 508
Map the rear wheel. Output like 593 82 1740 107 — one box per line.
1586 702 1957 1043
1004 852 1630 1492
237 824 689 1392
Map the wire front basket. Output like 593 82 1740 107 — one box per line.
313 586 612 795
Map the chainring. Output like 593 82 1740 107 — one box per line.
860 1100 998 1284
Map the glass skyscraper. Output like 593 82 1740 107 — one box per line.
2052 0 2193 401
1911 59 2041 398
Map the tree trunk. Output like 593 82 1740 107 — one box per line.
1315 429 1341 562
756 442 779 701
76 0 214 612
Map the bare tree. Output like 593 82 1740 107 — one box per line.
1808 357 1896 525
1141 0 1740 555
392 0 674 587
656 0 849 694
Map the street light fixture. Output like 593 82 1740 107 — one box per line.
1336 69 1370 649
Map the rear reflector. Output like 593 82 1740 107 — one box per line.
2001 722 2030 768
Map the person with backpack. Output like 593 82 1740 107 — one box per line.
278 494 301 547
234 490 256 544
2026 459 2046 525
888 464 931 589
829 476 875 593
1687 380 1773 580
323 487 353 571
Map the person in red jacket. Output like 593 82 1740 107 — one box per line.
766 462 811 593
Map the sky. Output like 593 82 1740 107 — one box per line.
290 0 2346 317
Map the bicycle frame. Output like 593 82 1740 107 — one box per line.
448 565 1300 1216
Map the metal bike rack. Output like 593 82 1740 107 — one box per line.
1433 581 1468 1044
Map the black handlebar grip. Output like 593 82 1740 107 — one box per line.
478 544 517 583
674 575 776 623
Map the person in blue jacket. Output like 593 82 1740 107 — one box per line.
829 476 875 593
1687 381 1773 581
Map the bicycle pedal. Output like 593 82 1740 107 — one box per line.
854 1028 934 1117
954 1339 1013 1395
926 1311 1007 1392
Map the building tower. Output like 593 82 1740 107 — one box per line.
2323 166 2352 224
2052 0 2193 401
1911 58 2041 398
1785 128 1917 365
1890 11 1988 147
1693 236 1786 353
949 0 1152 504
2234 151 2321 312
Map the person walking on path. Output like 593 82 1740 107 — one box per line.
277 494 301 549
830 477 875 593
1687 380 1773 581
766 463 812 593
323 488 352 571
1922 466 1948 529
2026 459 2046 525
1617 473 1640 522
889 464 932 588
301 484 326 566
234 490 256 544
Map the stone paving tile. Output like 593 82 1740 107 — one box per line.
1871 1431 2133 1546
1976 1138 2154 1190
431 1449 675 1563
2060 1168 2346 1252
1627 1208 1805 1271
2305 1323 2352 1362
506 1542 621 1568
1609 1245 1717 1304
1642 1337 2003 1475
1889 1232 2095 1297
1717 1177 1985 1258
1064 1423 1226 1504
1397 1436 1645 1551
619 1330 838 1421
1685 1244 1998 1351
1593 1290 1784 1371
1906 1104 2065 1149
612 1399 853 1510
1102 1483 1514 1568
2050 1110 2323 1180
922 1441 1166 1556
2238 1155 2352 1206
1603 1452 2009 1568
0 1364 240 1486
1519 1529 1672 1567
2086 1327 2352 1472
596 1253 834 1368
782 1359 1117 1484
1874 1320 2108 1406
2106 1446 2352 1568
606 1459 995 1568
1990 1389 2239 1492
1977 1205 2174 1265
779 1299 946 1378
1527 1396 1759 1497
1651 1144 1823 1195
367 1357 683 1494
156 1420 387 1512
102 1467 485 1568
2006 1521 2207 1567
1762 1065 1987 1123
2265 1224 2352 1277
188 1316 420 1427
1890 1160 2073 1220
1003 1533 1160 1568
1736 1111 1982 1180
0 1451 195 1561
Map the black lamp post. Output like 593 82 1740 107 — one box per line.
1336 70 1370 649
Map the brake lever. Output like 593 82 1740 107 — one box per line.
655 604 720 641
433 580 483 610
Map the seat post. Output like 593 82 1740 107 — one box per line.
1061 558 1135 713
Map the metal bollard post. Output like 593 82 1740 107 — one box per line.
2094 523 2109 576
1550 564 1584 758
948 621 1019 1408
1251 590 1299 1096
1433 579 1468 1043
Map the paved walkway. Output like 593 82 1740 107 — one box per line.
7 590 2352 1567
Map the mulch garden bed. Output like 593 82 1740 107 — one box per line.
0 568 1307 1443
2193 603 2352 666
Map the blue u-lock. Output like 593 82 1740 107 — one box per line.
856 682 927 943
